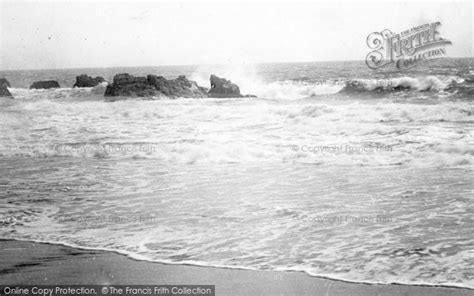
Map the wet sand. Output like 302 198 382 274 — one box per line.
0 239 471 296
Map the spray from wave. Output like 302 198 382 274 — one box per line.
189 64 472 99
190 64 344 99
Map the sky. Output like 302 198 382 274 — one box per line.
0 1 472 70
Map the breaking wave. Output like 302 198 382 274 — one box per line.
339 75 474 97
253 76 472 99
187 63 472 99
7 83 108 101
1 97 472 167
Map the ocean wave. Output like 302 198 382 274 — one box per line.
1 98 472 166
340 76 464 93
246 75 473 99
7 82 109 100
189 65 345 99
188 64 472 99
252 80 344 99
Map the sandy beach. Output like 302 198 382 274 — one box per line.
0 239 471 296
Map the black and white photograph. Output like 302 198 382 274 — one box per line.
0 1 473 295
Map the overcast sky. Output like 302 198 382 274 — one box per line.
0 1 472 70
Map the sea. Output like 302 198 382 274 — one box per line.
0 58 473 288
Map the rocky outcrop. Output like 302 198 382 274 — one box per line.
0 78 11 88
30 80 60 89
0 78 12 97
147 75 208 98
208 74 242 98
73 74 105 87
104 73 208 98
104 74 156 97
104 73 255 99
208 74 255 98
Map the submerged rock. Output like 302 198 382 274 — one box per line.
73 74 105 88
105 73 207 98
30 80 60 89
0 78 12 97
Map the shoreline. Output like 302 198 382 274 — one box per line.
0 239 472 296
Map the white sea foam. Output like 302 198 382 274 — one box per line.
1 164 473 289
0 95 472 167
190 64 344 99
343 75 464 92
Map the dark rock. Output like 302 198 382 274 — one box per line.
208 74 242 98
104 73 254 99
0 78 11 88
147 75 208 98
105 73 208 98
0 78 12 97
105 73 161 97
30 80 60 89
73 74 105 87
0 87 12 97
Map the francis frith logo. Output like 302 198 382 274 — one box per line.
366 22 452 70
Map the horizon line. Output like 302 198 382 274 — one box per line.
1 56 472 72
